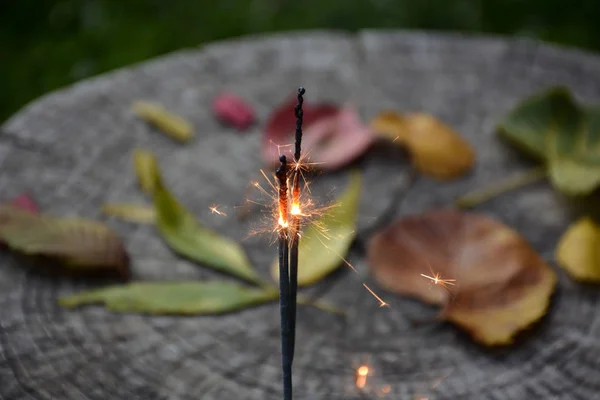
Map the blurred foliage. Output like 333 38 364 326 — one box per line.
2 0 600 122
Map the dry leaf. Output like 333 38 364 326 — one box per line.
0 205 129 278
370 112 475 180
367 209 556 345
133 149 158 194
132 101 193 142
212 92 255 130
59 281 277 314
102 203 156 224
263 99 374 170
556 217 600 282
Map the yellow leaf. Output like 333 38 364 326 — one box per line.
556 217 600 282
368 209 556 346
370 111 475 180
271 171 362 286
102 203 156 224
132 101 194 142
133 149 158 194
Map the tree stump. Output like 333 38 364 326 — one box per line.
2 31 600 399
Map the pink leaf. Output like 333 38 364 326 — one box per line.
262 97 339 166
1 193 39 247
9 194 39 214
263 99 375 170
301 105 376 170
212 92 255 130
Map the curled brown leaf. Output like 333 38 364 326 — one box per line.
367 209 556 346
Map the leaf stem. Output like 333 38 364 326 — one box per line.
455 166 547 209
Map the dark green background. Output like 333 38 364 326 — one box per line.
2 0 600 123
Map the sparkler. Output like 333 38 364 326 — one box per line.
276 153 292 400
289 87 305 363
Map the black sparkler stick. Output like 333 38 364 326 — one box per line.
289 87 305 363
276 154 292 400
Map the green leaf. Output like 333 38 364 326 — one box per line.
102 203 156 224
0 205 129 277
141 151 261 284
59 281 277 314
498 86 600 195
271 171 362 286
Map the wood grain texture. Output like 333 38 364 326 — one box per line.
1 30 600 399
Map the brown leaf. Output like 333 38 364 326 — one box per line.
370 112 475 180
367 209 556 345
0 205 129 278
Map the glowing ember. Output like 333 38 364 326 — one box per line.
381 385 391 394
420 272 456 290
355 365 369 389
278 215 289 228
291 203 301 215
209 205 227 216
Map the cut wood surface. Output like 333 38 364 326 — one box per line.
1 31 600 399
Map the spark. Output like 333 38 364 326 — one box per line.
363 284 390 308
392 136 400 143
247 167 335 241
314 234 390 307
420 273 456 290
355 365 370 389
209 205 227 216
248 146 390 311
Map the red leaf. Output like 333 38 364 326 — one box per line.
9 193 39 214
1 194 39 248
262 99 374 170
212 92 255 130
